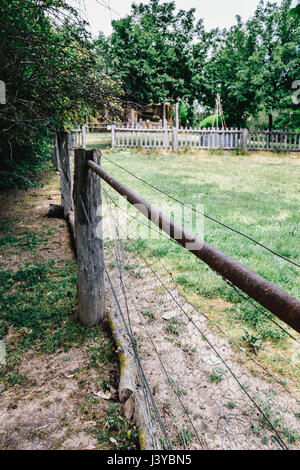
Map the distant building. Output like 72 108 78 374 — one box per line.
125 103 173 126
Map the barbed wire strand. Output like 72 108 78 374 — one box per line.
104 193 248 450
125 236 288 449
103 187 300 400
224 280 300 346
104 188 207 449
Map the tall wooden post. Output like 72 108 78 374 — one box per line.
57 131 73 218
111 124 116 147
73 149 105 325
241 128 248 152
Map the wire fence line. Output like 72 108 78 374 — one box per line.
99 185 300 450
101 155 300 269
226 281 300 345
104 193 203 450
103 188 300 345
68 144 300 450
112 189 300 377
104 189 300 391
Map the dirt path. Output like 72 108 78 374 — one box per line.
0 168 137 450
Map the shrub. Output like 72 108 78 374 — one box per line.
0 128 52 189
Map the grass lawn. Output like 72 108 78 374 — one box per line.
87 133 300 390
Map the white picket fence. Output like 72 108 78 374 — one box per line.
111 125 300 152
67 125 300 152
247 130 300 151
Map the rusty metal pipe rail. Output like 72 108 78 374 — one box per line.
87 159 300 334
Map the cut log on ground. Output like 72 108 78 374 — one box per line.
48 204 64 219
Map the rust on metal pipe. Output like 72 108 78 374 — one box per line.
87 159 300 334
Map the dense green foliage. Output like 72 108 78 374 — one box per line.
0 0 120 188
0 129 53 190
204 0 300 128
99 0 299 129
0 0 299 189
96 0 205 107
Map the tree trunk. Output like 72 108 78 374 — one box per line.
268 113 273 148
268 113 273 132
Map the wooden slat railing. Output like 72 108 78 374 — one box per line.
111 126 300 152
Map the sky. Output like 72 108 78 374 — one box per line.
71 0 285 38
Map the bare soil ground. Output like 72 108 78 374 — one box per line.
0 168 137 450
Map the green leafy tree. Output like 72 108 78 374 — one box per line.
290 2 300 18
245 0 299 130
198 0 299 129
201 18 257 127
102 0 201 107
0 0 120 188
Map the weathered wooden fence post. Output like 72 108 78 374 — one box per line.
241 128 248 152
73 149 105 325
57 131 73 218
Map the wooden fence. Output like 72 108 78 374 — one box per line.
88 121 173 131
49 137 300 450
111 125 300 152
68 126 86 149
87 122 115 133
52 133 300 333
69 124 300 152
52 136 300 332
